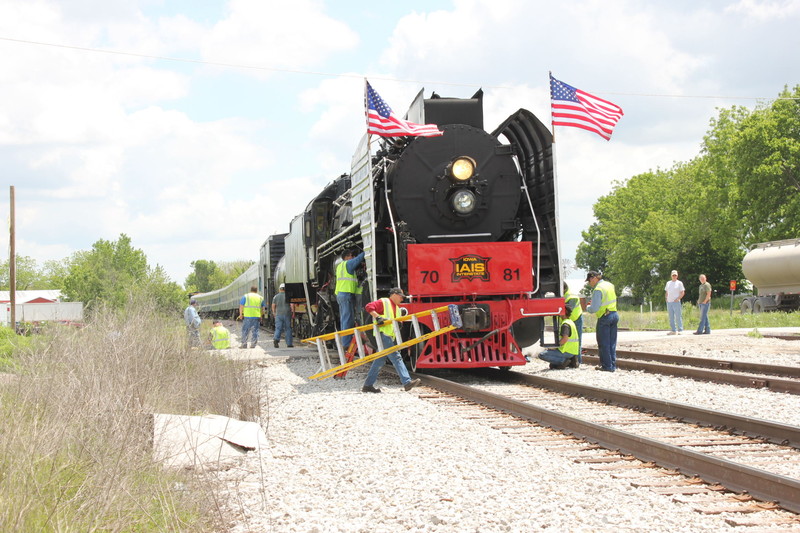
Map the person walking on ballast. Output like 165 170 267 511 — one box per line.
586 271 619 372
361 287 421 393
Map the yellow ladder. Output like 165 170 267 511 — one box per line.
304 304 462 380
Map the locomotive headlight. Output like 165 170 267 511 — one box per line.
447 156 476 182
451 189 477 214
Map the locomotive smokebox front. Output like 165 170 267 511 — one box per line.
387 124 521 243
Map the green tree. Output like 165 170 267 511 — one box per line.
40 258 72 288
576 161 742 303
185 259 219 293
703 85 800 244
0 255 42 290
62 234 183 311
185 259 255 293
575 223 608 275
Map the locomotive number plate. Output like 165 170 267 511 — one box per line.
408 242 533 297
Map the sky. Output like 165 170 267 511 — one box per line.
1 0 799 288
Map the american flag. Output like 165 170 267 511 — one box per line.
365 81 443 138
550 74 624 141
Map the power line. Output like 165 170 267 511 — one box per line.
1 35 797 101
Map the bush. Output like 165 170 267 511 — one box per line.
0 297 263 531
0 325 33 371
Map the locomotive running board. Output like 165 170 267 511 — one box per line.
304 304 462 380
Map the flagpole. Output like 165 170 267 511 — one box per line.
548 71 564 296
549 71 556 144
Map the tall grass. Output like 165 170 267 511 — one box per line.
0 296 262 532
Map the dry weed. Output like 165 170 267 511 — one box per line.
0 295 263 532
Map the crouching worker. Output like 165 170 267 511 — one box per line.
361 288 421 393
209 320 231 350
537 304 579 369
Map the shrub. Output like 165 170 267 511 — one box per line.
0 297 262 531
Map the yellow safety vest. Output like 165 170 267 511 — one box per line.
210 326 230 349
558 318 579 356
378 298 401 339
242 293 264 318
594 280 618 318
335 260 358 294
564 289 583 321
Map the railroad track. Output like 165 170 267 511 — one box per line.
413 368 800 521
582 348 800 395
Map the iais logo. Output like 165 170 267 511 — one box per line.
449 254 491 282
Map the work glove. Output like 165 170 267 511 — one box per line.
375 317 385 326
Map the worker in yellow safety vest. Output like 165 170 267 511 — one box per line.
586 271 619 372
238 286 265 349
564 281 584 365
537 303 580 369
335 249 365 349
209 320 231 350
360 287 421 393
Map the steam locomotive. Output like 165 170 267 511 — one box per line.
195 88 565 369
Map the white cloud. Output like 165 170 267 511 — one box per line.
725 0 800 20
199 0 359 74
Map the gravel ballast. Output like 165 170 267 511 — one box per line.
212 329 800 532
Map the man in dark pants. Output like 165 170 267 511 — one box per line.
585 271 619 372
335 249 365 349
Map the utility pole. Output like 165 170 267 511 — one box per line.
9 186 15 331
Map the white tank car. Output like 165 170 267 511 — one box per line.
741 238 800 312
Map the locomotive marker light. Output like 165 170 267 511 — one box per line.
447 156 476 181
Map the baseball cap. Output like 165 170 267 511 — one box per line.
190 299 197 305
671 270 678 276
279 283 285 289
585 271 600 282
389 287 405 297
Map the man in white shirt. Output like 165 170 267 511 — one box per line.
664 270 685 335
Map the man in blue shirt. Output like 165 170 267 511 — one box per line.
184 299 201 348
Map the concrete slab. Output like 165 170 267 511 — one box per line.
153 413 266 469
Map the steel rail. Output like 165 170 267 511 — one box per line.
415 372 800 514
583 347 800 379
763 334 800 342
474 368 800 448
580 353 800 395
